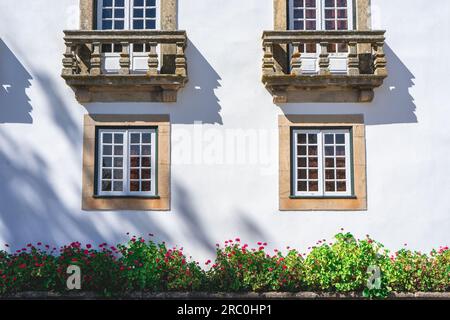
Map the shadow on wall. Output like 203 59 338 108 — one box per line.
0 127 175 247
280 44 417 126
83 40 223 125
172 182 215 255
0 39 33 124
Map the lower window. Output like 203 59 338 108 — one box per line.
292 128 352 197
97 128 157 197
279 114 367 211
82 114 170 211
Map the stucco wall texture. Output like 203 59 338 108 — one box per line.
0 0 449 262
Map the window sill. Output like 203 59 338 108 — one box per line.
289 195 357 200
93 195 161 200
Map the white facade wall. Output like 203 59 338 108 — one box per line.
0 0 449 261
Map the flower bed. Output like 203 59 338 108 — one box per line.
0 233 448 298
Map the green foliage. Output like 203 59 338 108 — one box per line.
117 237 205 291
0 233 448 298
207 239 304 292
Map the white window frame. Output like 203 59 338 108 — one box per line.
292 128 352 198
288 0 354 73
288 0 354 31
97 0 161 73
97 0 161 31
97 128 157 197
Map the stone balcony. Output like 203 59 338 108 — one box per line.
62 30 188 103
262 30 387 103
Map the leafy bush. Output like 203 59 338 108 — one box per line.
0 233 448 297
117 237 205 292
207 239 304 292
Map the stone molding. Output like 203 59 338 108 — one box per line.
82 114 171 211
279 114 367 211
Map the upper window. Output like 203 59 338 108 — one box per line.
292 128 352 197
97 128 157 197
289 0 353 31
97 0 160 30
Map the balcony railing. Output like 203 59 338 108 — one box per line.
62 30 188 103
261 30 387 103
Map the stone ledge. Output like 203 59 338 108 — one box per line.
1 292 449 300
263 74 385 103
63 75 187 103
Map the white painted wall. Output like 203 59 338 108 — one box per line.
0 0 449 262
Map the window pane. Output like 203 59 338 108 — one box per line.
298 146 307 155
102 157 112 167
131 133 140 143
337 181 347 192
130 181 140 192
114 20 124 29
326 181 335 192
298 169 307 179
103 145 112 155
102 169 112 179
141 181 151 192
297 157 307 167
115 9 124 18
131 145 140 156
309 181 318 192
134 9 144 17
114 146 123 155
113 181 123 192
103 9 113 18
142 145 151 156
113 169 123 179
145 20 156 29
146 8 156 18
308 157 318 167
130 169 139 180
130 157 140 167
114 157 123 167
298 181 307 192
142 169 151 180
308 146 318 156
309 169 318 179
142 157 151 167
102 181 112 192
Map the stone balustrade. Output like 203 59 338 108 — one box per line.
261 30 388 103
62 30 188 103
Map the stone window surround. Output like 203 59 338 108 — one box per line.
82 114 170 211
279 114 367 211
274 0 371 31
80 0 177 31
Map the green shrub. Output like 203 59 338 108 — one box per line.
302 233 390 293
0 233 448 297
207 239 304 292
117 237 205 292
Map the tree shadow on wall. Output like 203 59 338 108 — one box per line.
83 40 223 125
0 39 33 124
0 127 174 248
280 44 417 126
